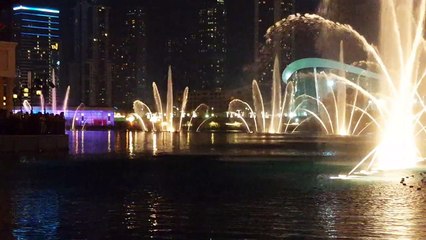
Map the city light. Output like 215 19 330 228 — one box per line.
126 115 135 122
13 5 60 14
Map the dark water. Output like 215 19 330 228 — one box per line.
1 131 426 239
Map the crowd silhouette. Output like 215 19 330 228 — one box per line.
0 110 65 135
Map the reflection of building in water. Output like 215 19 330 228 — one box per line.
69 130 114 154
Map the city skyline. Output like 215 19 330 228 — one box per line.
1 0 320 109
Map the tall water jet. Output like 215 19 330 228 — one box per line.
178 87 189 132
51 69 57 114
166 66 174 132
134 66 189 132
269 56 282 133
336 41 347 135
279 81 295 133
252 80 266 132
152 82 164 125
253 56 290 133
62 86 70 114
40 93 45 113
374 0 426 170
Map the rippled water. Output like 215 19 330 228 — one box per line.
1 131 425 239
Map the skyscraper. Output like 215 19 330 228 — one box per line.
12 5 60 103
197 0 227 90
112 7 147 110
165 34 198 92
254 0 295 81
70 0 112 107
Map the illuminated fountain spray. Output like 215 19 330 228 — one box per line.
187 103 209 131
40 93 45 113
50 70 70 115
71 103 85 131
62 86 70 114
372 0 426 171
51 69 57 114
269 56 282 133
229 56 294 133
134 66 189 132
133 100 155 131
166 66 174 132
178 87 189 132
23 100 31 113
336 41 347 135
152 82 164 124
20 68 69 115
265 0 426 173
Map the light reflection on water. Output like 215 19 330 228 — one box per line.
68 130 245 156
1 131 425 238
67 130 370 158
11 189 59 239
0 157 425 238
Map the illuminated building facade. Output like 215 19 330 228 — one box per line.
71 0 112 107
12 5 60 104
112 7 147 110
197 0 227 90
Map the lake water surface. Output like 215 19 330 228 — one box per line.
0 130 425 239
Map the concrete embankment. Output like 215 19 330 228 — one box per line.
0 135 68 152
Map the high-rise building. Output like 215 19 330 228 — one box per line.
12 5 61 103
165 34 198 91
254 0 295 82
112 7 147 110
70 0 112 107
197 0 227 90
